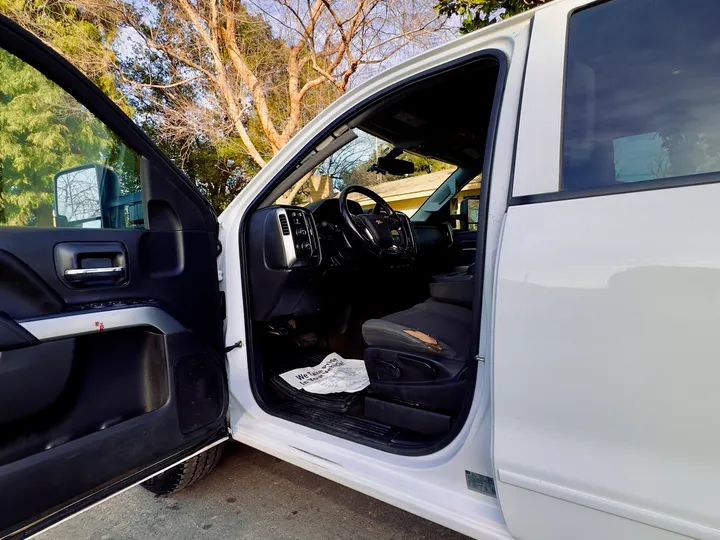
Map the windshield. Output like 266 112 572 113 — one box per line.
274 129 456 218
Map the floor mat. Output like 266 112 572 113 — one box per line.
269 376 360 413
275 400 394 440
271 351 363 412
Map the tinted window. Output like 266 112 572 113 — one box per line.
0 48 143 228
562 0 720 192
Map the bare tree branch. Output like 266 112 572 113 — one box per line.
52 0 447 170
119 74 204 89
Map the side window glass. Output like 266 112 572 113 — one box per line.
0 48 143 228
562 0 720 192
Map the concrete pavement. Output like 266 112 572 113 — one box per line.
40 443 470 540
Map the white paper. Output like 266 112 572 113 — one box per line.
279 353 370 395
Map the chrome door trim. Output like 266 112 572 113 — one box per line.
276 207 298 267
19 306 185 341
64 267 125 276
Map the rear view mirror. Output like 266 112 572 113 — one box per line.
375 155 415 176
53 164 121 228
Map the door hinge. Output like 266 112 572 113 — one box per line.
474 355 485 363
224 340 243 353
217 269 223 282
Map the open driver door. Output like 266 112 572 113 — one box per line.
0 16 228 539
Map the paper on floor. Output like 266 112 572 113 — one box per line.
279 352 370 394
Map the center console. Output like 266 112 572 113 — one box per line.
429 265 475 307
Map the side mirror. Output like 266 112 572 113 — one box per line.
460 196 481 230
374 155 415 176
53 164 123 228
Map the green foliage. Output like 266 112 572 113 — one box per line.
156 133 257 214
122 48 262 214
0 0 138 225
1 0 439 216
435 0 550 33
0 0 131 114
0 48 137 225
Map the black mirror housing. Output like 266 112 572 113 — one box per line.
375 155 415 176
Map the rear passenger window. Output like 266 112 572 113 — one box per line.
562 0 720 192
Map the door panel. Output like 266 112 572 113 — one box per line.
0 227 222 344
0 16 227 539
495 2 720 538
495 186 720 539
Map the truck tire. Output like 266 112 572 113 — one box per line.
141 444 224 496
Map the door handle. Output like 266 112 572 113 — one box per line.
55 242 128 288
64 266 126 282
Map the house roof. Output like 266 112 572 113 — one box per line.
353 170 480 206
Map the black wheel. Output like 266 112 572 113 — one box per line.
141 443 224 495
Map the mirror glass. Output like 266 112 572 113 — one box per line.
54 165 102 228
467 198 480 226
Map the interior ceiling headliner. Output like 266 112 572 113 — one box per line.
357 58 500 168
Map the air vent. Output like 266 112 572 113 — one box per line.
278 213 290 235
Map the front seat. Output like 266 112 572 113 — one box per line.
361 299 472 413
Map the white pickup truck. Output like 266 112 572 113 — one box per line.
0 0 718 539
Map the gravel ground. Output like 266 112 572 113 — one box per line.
39 442 470 540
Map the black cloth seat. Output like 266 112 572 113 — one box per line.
361 299 473 414
362 299 473 361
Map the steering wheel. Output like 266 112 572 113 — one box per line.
338 185 414 258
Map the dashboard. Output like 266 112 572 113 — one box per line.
246 205 322 321
246 199 452 322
